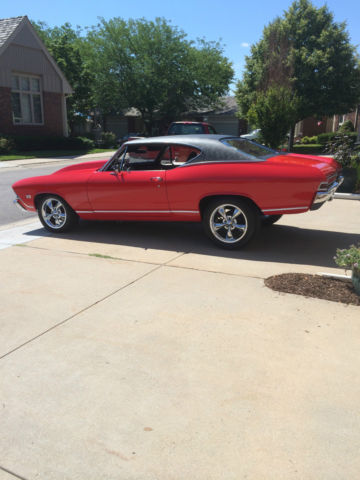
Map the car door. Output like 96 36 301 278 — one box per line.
87 143 170 219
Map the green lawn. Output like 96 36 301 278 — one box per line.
0 148 115 162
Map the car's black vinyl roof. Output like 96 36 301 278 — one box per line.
124 134 248 162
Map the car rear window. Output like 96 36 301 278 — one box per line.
221 138 279 160
169 123 205 135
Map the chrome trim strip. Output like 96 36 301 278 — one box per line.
262 206 308 212
181 160 264 167
172 210 199 214
75 210 199 214
313 176 344 205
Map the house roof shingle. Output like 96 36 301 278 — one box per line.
0 16 24 49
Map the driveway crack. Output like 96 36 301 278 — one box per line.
0 466 29 480
0 256 185 361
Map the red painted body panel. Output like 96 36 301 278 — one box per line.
12 152 340 222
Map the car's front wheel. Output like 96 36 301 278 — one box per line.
38 195 78 233
203 197 259 249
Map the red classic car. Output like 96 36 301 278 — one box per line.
12 135 343 248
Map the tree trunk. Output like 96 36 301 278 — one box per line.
354 104 359 140
288 124 295 151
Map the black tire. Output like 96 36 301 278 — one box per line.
261 214 283 226
37 195 78 233
202 197 259 249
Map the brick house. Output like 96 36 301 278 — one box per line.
0 16 72 137
295 108 360 138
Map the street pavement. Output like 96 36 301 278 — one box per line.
0 152 114 226
0 161 360 479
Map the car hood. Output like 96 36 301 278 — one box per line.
52 159 108 175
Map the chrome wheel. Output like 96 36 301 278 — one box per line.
203 197 259 249
40 197 67 230
209 203 248 244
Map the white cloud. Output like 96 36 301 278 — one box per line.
241 42 250 47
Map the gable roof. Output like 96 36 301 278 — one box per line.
0 15 72 94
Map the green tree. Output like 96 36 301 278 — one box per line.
85 17 233 135
248 86 299 148
236 0 360 149
33 21 94 132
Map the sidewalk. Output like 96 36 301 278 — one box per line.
0 199 359 480
0 151 116 169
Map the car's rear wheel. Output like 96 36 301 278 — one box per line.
261 214 282 226
203 197 259 249
38 195 78 233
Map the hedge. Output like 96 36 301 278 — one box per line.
9 135 95 151
291 144 324 154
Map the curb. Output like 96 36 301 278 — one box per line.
334 192 360 201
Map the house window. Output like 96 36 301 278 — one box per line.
11 74 43 125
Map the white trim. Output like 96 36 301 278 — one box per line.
76 210 199 214
262 206 308 212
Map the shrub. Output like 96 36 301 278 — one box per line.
301 135 318 144
334 243 360 275
324 133 359 167
11 135 94 151
291 144 324 154
318 131 357 145
99 131 116 148
338 120 355 132
0 137 14 154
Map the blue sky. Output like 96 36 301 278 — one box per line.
2 0 360 89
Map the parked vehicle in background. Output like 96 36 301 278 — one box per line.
241 128 261 140
13 134 343 249
167 121 217 135
118 132 145 146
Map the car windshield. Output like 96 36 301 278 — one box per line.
221 138 279 160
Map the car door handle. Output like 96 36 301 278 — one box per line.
150 177 163 182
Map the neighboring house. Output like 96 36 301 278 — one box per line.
295 107 360 138
181 97 247 136
0 16 72 137
105 96 246 138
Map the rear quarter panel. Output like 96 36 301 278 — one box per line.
165 160 323 214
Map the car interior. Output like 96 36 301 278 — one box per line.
110 144 201 171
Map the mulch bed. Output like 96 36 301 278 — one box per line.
265 273 360 306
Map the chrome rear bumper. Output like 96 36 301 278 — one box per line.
312 176 344 206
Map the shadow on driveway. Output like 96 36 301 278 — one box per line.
23 220 360 269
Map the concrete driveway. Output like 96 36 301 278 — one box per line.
0 199 359 480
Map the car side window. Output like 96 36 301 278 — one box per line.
123 145 163 171
159 144 201 167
